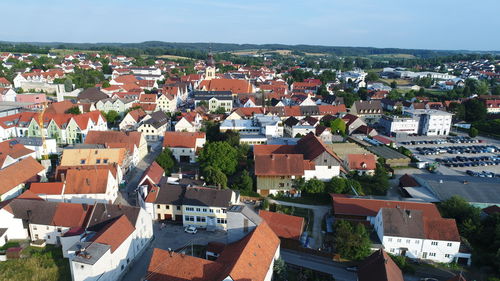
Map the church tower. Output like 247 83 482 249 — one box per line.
205 50 216 80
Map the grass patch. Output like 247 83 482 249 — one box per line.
0 241 20 251
270 204 314 233
0 245 71 281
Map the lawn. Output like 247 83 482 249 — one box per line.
0 245 71 281
156 54 194 60
379 78 413 86
270 204 314 233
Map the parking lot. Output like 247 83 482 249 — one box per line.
398 136 500 177
121 222 228 281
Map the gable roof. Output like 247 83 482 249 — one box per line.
0 139 35 167
259 210 304 240
347 153 376 171
30 182 65 195
0 157 44 196
90 215 135 252
199 78 252 94
254 154 305 176
358 249 404 281
63 168 112 195
84 130 143 153
77 87 108 102
183 187 234 208
163 132 205 149
330 194 442 219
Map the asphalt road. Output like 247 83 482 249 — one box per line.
281 249 356 281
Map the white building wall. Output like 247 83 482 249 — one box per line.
304 165 340 181
0 210 28 246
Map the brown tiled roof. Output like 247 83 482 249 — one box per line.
163 132 205 149
45 100 75 114
399 174 419 187
0 157 44 196
330 194 441 218
90 215 135 252
253 145 295 156
423 217 460 242
254 154 305 176
232 107 265 118
84 130 142 153
347 153 376 171
259 210 304 240
358 249 404 281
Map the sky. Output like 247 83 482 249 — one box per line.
1 0 499 51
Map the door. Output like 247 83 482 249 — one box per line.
157 214 162 220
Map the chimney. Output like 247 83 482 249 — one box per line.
168 248 173 257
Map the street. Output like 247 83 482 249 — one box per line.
115 140 163 206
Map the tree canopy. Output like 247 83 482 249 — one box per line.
334 220 371 260
199 141 239 175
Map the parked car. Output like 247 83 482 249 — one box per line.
184 225 198 234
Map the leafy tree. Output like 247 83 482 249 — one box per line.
463 98 487 122
65 106 81 115
354 164 390 195
302 178 325 194
222 130 240 147
330 118 346 135
156 149 175 173
273 258 287 281
237 170 253 192
366 71 379 82
468 127 479 138
201 121 222 142
202 166 228 188
448 102 465 121
64 78 73 92
102 110 120 124
439 196 481 238
390 80 397 89
199 141 238 175
212 107 226 114
326 177 347 194
334 220 371 260
102 80 111 88
262 198 270 210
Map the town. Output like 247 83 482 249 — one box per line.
0 13 499 281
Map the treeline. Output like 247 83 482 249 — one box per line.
0 43 50 54
4 41 499 59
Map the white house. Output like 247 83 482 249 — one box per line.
0 157 46 202
0 88 17 102
163 131 206 163
374 207 466 264
137 111 170 141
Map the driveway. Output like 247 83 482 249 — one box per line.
268 199 330 250
121 223 228 281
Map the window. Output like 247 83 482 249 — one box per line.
390 248 394 253
447 243 452 247
209 209 213 213
406 239 410 244
429 253 436 257
103 159 108 164
196 208 201 212
203 208 207 212
397 239 401 243
96 159 101 164
222 209 226 214
33 226 37 230
80 159 86 164
121 264 125 271
388 238 392 242
217 218 227 224
280 176 285 180
279 183 285 187
196 216 206 222
165 205 170 210
57 228 62 233
34 234 39 239
431 242 438 246
185 207 194 211
445 254 450 258
184 215 195 222
81 265 84 269
415 240 420 244
176 206 181 210
157 204 161 209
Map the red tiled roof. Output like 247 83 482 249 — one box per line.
140 161 164 185
52 202 91 228
91 215 135 252
114 74 138 84
0 140 35 167
373 135 393 145
146 248 224 281
331 194 441 218
347 153 376 171
63 168 111 195
0 157 44 196
84 130 142 153
29 182 64 195
163 132 205 149
199 78 253 94
259 210 304 240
